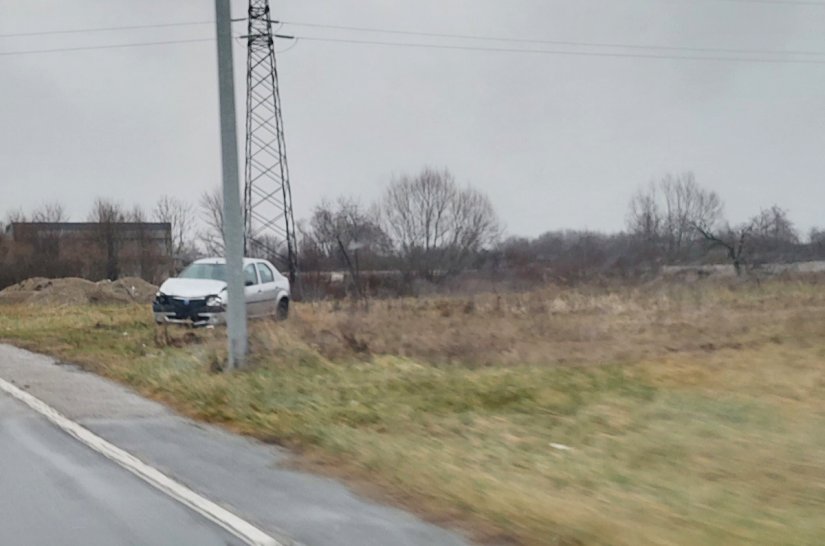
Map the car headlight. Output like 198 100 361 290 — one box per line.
154 292 168 304
206 295 224 307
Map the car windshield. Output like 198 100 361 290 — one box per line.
178 263 226 281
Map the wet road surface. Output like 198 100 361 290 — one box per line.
0 391 242 546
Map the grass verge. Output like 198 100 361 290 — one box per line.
1 279 825 545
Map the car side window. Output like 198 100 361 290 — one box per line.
244 264 258 286
257 263 275 284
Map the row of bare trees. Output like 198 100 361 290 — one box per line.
3 169 822 291
198 168 502 288
625 172 812 275
2 167 502 292
493 172 822 285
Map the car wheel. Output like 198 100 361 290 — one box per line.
275 298 289 321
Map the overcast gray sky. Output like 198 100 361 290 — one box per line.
1 0 824 238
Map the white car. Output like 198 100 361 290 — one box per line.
153 257 290 327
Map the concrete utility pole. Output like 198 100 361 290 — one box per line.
214 0 248 368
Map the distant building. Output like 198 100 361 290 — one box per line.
6 222 172 283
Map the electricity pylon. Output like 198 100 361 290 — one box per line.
243 0 298 285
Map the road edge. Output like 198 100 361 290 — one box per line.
0 375 283 546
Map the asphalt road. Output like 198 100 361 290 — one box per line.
0 343 473 546
0 390 243 546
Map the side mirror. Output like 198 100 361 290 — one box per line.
245 280 254 287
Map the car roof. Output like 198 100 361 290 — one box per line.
192 257 275 268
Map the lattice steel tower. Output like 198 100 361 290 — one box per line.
243 0 298 284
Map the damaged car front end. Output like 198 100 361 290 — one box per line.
152 292 226 327
152 263 230 327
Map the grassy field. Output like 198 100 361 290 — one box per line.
1 279 824 545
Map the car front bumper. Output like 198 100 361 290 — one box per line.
152 299 226 327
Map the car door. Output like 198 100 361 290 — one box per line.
243 263 265 317
255 262 278 316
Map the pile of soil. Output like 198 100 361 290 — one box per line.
0 277 158 305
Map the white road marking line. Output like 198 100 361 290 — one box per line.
0 377 282 546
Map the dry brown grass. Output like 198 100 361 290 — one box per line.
2 277 825 545
288 279 823 368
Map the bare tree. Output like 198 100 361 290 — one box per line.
154 195 195 259
295 219 327 300
88 198 126 280
4 208 28 226
694 205 798 274
627 173 723 262
310 198 391 260
380 168 500 280
198 187 297 268
627 184 661 243
661 173 723 256
448 186 500 266
246 233 287 265
127 205 146 223
308 197 392 298
747 205 800 263
127 205 156 278
31 202 68 223
7 203 68 269
296 219 323 266
89 198 126 224
198 188 225 255
811 228 825 260
694 222 752 276
750 206 798 245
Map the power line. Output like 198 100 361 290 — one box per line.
699 0 825 6
3 34 824 64
281 20 825 57
3 16 824 58
0 38 213 57
1 17 823 64
0 20 212 39
293 35 825 64
3 16 823 58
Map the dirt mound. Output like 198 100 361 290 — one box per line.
0 277 158 306
109 277 159 303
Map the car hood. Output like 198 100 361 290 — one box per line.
158 278 227 299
